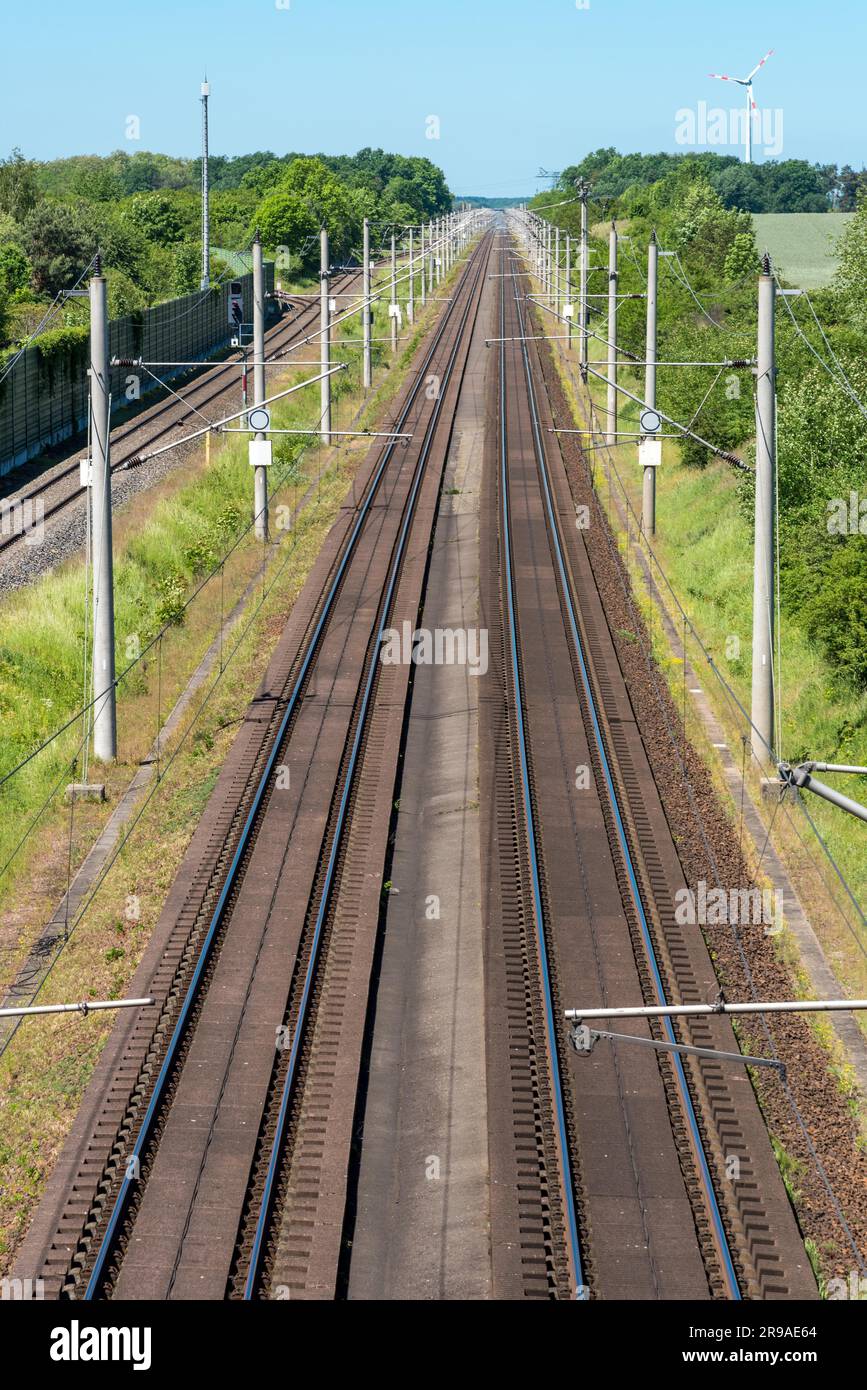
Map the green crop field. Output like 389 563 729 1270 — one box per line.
753 212 854 288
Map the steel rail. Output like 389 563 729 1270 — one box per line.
496 242 586 1298
241 231 493 1298
512 269 742 1301
80 235 489 1301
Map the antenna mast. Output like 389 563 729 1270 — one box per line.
200 78 210 290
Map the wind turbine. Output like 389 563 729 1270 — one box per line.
708 49 774 163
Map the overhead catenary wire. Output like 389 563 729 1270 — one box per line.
660 246 727 330
774 274 867 425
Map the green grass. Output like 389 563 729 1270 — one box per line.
753 213 854 289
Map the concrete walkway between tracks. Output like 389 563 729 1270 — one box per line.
346 261 495 1300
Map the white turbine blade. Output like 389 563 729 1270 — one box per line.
709 72 747 86
746 48 774 82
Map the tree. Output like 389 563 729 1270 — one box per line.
21 202 97 295
240 160 288 198
256 191 319 271
122 191 187 247
724 231 759 282
278 158 356 245
660 171 754 277
0 242 31 296
801 538 867 688
764 160 828 213
106 266 147 316
838 166 867 212
0 148 39 223
834 195 867 334
256 158 359 268
711 163 765 212
66 156 123 202
171 242 202 295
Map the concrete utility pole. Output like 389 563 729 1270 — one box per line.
429 219 435 294
390 233 398 352
752 255 777 764
200 80 210 291
420 221 427 308
579 185 589 382
643 231 659 535
606 222 618 446
565 234 572 349
548 223 554 301
252 231 268 540
320 228 331 444
89 256 116 763
362 217 372 390
408 225 415 324
544 223 550 300
555 226 561 319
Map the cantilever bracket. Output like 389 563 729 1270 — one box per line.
569 1023 786 1077
779 761 867 826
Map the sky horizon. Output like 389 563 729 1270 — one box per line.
5 0 866 197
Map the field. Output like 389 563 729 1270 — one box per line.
753 212 855 288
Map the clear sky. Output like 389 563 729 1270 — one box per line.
4 0 865 195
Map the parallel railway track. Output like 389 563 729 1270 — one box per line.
24 232 492 1300
0 270 361 564
13 221 817 1303
480 232 814 1300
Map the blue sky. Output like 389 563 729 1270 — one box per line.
5 0 866 195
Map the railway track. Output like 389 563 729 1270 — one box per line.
13 221 818 1304
0 270 361 565
480 232 815 1301
18 230 493 1300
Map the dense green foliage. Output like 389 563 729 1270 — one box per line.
533 154 867 692
458 197 529 209
560 148 867 213
0 146 452 349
